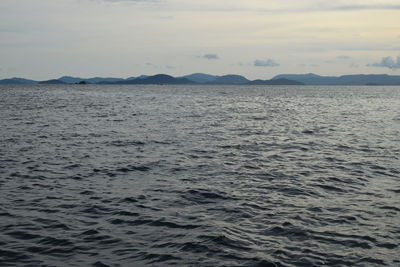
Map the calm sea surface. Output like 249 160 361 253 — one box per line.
0 84 399 267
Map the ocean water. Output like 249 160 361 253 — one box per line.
0 84 399 267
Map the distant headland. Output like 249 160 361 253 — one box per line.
1 73 400 85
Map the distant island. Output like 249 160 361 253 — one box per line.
1 73 400 85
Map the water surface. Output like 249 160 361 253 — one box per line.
0 84 399 266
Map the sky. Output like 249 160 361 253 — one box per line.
0 0 399 80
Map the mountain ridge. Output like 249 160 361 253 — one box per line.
1 73 400 85
273 73 400 85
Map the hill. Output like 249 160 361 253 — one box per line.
183 73 219 83
211 74 249 84
247 78 303 85
58 76 125 84
2 73 400 85
273 73 400 85
115 74 195 85
39 79 67 84
0 78 38 84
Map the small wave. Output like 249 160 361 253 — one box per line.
314 184 346 193
106 140 146 147
208 234 253 250
264 225 310 241
140 253 181 264
0 248 29 261
93 261 111 267
80 205 113 215
116 165 150 173
112 210 140 216
379 206 400 212
119 197 138 203
182 188 232 204
149 218 199 229
108 218 152 226
302 129 315 134
6 231 41 240
38 236 73 246
79 229 100 236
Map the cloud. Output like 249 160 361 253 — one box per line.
330 4 400 11
336 55 351 60
254 59 279 67
108 1 400 13
93 0 160 2
145 62 175 69
201 54 219 59
237 62 252 67
367 56 400 69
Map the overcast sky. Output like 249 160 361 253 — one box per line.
1 0 399 79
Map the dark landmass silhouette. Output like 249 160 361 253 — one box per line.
39 79 67 85
210 74 250 84
181 73 218 83
1 73 400 85
248 78 303 85
273 73 400 85
0 77 38 84
132 75 149 80
59 76 125 84
111 74 195 85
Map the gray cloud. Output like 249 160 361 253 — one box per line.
237 62 252 67
77 1 400 14
367 56 400 69
201 54 219 60
260 4 400 13
336 55 351 60
332 4 400 11
94 0 160 2
145 62 175 69
254 59 279 67
254 3 400 13
142 2 400 13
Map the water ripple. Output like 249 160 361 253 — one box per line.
0 84 399 266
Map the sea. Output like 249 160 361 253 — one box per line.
0 84 399 267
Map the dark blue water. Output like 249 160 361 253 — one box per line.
0 84 399 267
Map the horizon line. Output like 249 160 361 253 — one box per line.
1 72 399 81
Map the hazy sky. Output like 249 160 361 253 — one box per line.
1 0 399 79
